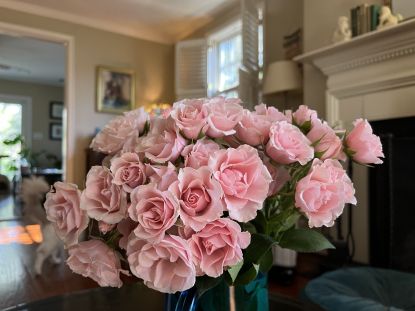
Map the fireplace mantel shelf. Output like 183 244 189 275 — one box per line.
294 19 415 76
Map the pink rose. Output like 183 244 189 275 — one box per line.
346 118 384 164
181 139 221 169
209 145 272 222
292 105 318 126
67 240 128 287
98 221 115 234
263 158 291 196
127 235 195 293
90 107 148 154
307 119 345 160
178 225 195 240
110 152 146 193
170 98 208 139
189 218 250 277
205 97 243 138
235 104 287 146
80 166 128 224
136 118 186 164
266 121 314 165
129 184 179 243
170 167 224 231
145 162 178 191
295 159 357 228
44 182 89 246
117 218 136 250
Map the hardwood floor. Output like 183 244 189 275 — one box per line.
0 196 98 310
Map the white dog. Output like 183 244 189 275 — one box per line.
20 176 62 275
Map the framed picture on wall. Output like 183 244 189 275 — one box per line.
50 101 64 119
96 66 135 114
49 123 62 141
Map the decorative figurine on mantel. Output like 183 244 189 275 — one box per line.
332 16 352 43
377 6 403 30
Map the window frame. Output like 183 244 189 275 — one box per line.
207 20 242 97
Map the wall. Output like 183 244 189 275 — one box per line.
263 0 303 110
0 78 63 165
0 8 174 186
303 0 382 116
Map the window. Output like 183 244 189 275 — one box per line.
207 9 263 99
207 20 242 98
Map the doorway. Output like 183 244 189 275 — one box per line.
0 21 75 183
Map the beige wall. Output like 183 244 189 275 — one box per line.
302 0 382 116
263 0 303 110
0 8 174 186
0 78 63 165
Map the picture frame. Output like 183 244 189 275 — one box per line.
49 123 63 141
49 101 63 120
96 66 135 114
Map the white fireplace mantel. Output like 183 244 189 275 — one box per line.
295 18 415 126
295 19 415 264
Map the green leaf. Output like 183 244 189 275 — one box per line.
227 260 243 283
250 211 267 234
243 233 275 264
279 228 334 253
234 263 259 286
258 248 273 273
195 275 224 298
241 222 257 234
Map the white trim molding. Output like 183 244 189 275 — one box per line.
0 21 76 183
0 0 172 44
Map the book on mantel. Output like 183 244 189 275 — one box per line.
351 3 381 37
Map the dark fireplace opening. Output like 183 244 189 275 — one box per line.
369 117 415 273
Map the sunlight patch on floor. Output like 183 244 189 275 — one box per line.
0 224 42 245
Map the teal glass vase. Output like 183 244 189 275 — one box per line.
166 273 269 311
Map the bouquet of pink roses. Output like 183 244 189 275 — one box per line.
44 97 383 294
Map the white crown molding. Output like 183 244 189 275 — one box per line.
0 0 174 44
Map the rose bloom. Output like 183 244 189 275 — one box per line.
44 182 89 246
117 218 137 250
292 105 318 126
189 218 250 277
263 158 291 196
170 98 208 139
90 107 148 154
209 145 272 222
205 97 243 138
129 184 179 243
136 117 186 164
127 235 195 293
80 166 128 224
235 104 287 146
266 121 314 165
307 119 345 160
170 167 224 232
295 159 357 228
181 139 221 169
110 152 146 193
178 225 195 240
98 221 115 234
346 118 384 164
145 162 178 191
67 240 128 288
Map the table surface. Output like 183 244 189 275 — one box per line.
1 283 322 311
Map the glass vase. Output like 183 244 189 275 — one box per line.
165 273 269 311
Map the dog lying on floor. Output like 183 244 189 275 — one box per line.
20 176 62 275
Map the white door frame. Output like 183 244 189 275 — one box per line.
0 21 76 183
0 94 32 148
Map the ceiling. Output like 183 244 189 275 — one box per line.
0 0 237 43
0 34 65 86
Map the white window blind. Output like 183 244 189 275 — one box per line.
175 39 207 100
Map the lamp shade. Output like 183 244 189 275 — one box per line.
263 60 302 95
